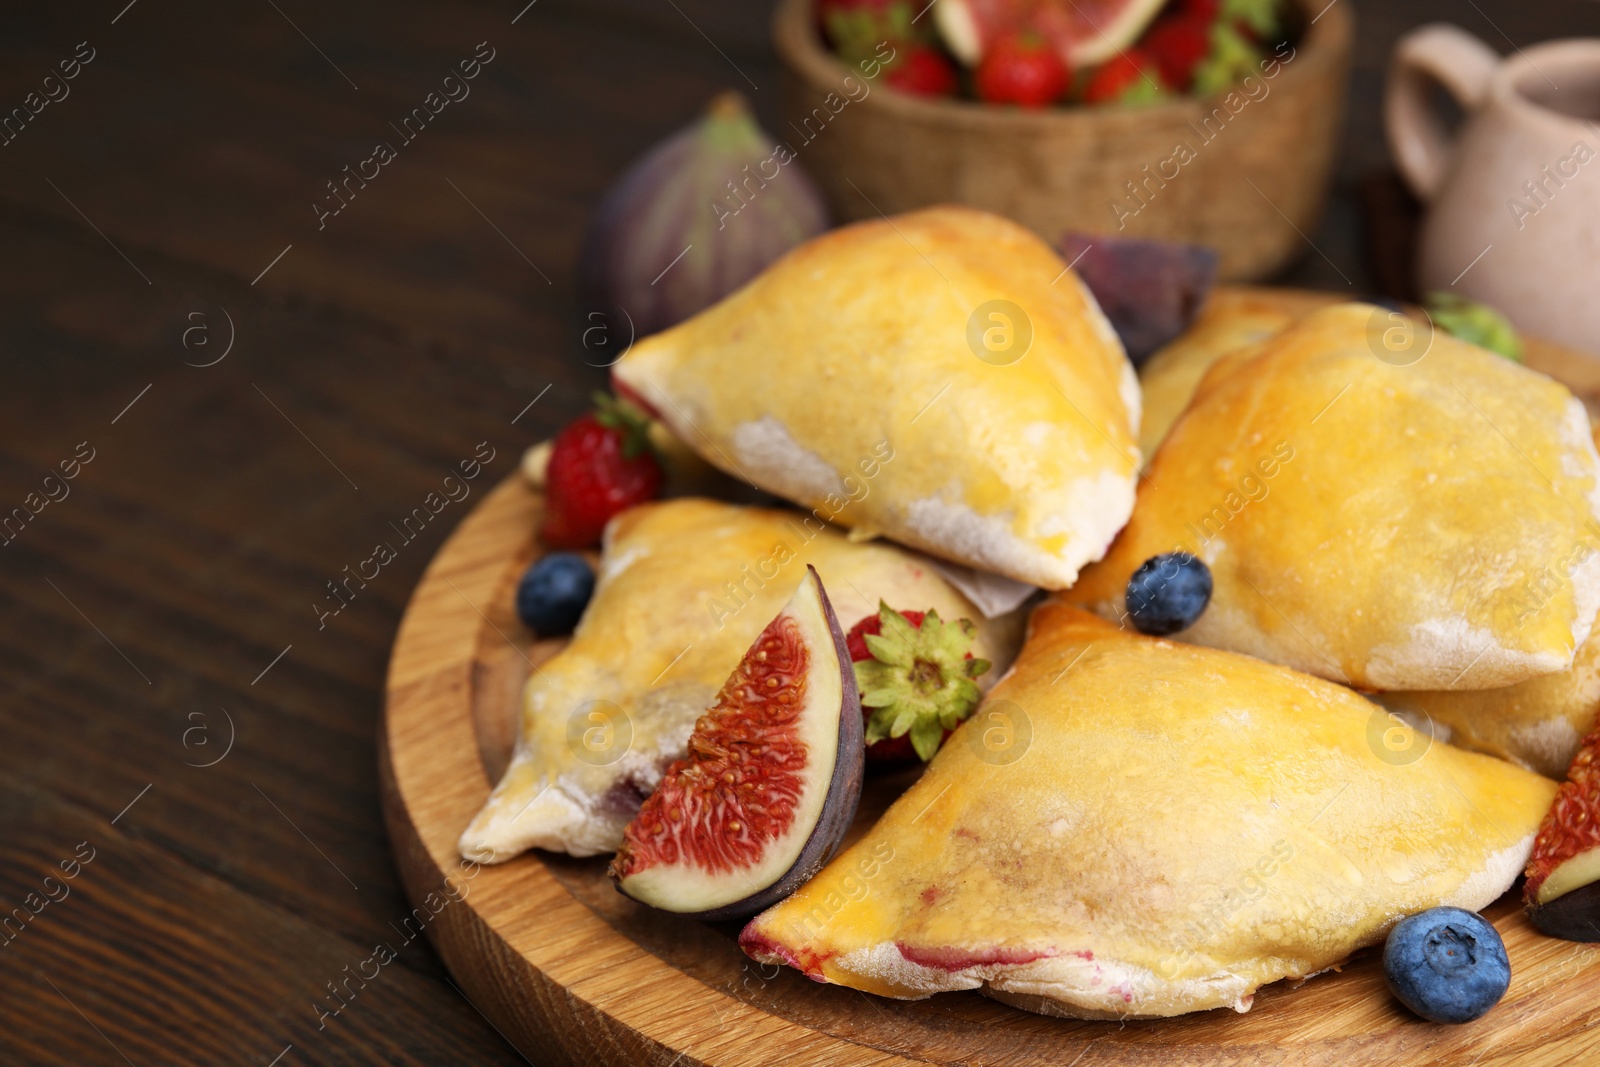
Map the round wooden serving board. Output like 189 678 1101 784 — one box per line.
382 289 1600 1066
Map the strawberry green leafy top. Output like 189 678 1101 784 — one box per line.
854 602 991 761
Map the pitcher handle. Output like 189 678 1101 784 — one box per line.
1384 24 1500 201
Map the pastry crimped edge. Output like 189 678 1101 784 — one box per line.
624 264 1141 593
1078 394 1600 690
746 834 1535 1020
1362 395 1600 689
888 278 1141 592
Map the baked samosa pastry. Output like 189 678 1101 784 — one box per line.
1136 289 1312 460
1070 303 1600 691
1392 425 1600 776
1391 605 1600 779
460 498 1024 863
741 604 1556 1019
613 205 1140 590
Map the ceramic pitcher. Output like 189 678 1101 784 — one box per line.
1386 24 1600 353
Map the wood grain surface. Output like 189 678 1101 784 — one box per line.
5 1 1600 1065
381 288 1600 1067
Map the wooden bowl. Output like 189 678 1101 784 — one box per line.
771 0 1355 281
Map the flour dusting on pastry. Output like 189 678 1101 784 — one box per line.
1365 618 1570 690
1068 302 1600 690
1508 717 1584 778
1396 601 1600 778
461 498 1027 863
613 206 1140 589
741 606 1554 1019
904 466 1133 591
729 415 844 503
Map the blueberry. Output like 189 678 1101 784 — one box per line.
1383 907 1510 1024
516 553 595 635
1125 552 1212 636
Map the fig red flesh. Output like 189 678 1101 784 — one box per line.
613 614 812 876
1526 723 1600 938
609 566 863 920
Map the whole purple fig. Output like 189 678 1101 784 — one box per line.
578 92 830 338
1061 232 1219 365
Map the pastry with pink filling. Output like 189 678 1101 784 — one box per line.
740 603 1553 1019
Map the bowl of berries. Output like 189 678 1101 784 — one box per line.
772 0 1354 280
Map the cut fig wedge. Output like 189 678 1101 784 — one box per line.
1526 725 1600 941
608 565 864 921
1529 868 1600 941
936 0 1168 68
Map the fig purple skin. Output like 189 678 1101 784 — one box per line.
1528 880 1600 942
608 566 866 923
579 92 830 339
689 567 864 922
1061 232 1219 365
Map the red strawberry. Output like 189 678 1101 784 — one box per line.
1176 0 1221 18
1525 725 1600 940
885 44 960 96
1081 47 1169 106
1141 13 1212 92
847 608 927 662
540 393 663 549
975 30 1069 108
848 604 989 763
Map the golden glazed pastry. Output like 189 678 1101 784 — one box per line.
460 498 1025 863
1393 424 1600 775
612 206 1140 590
1069 303 1600 691
1384 609 1600 779
1136 289 1309 460
741 604 1555 1019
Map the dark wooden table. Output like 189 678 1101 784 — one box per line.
0 2 1594 1064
